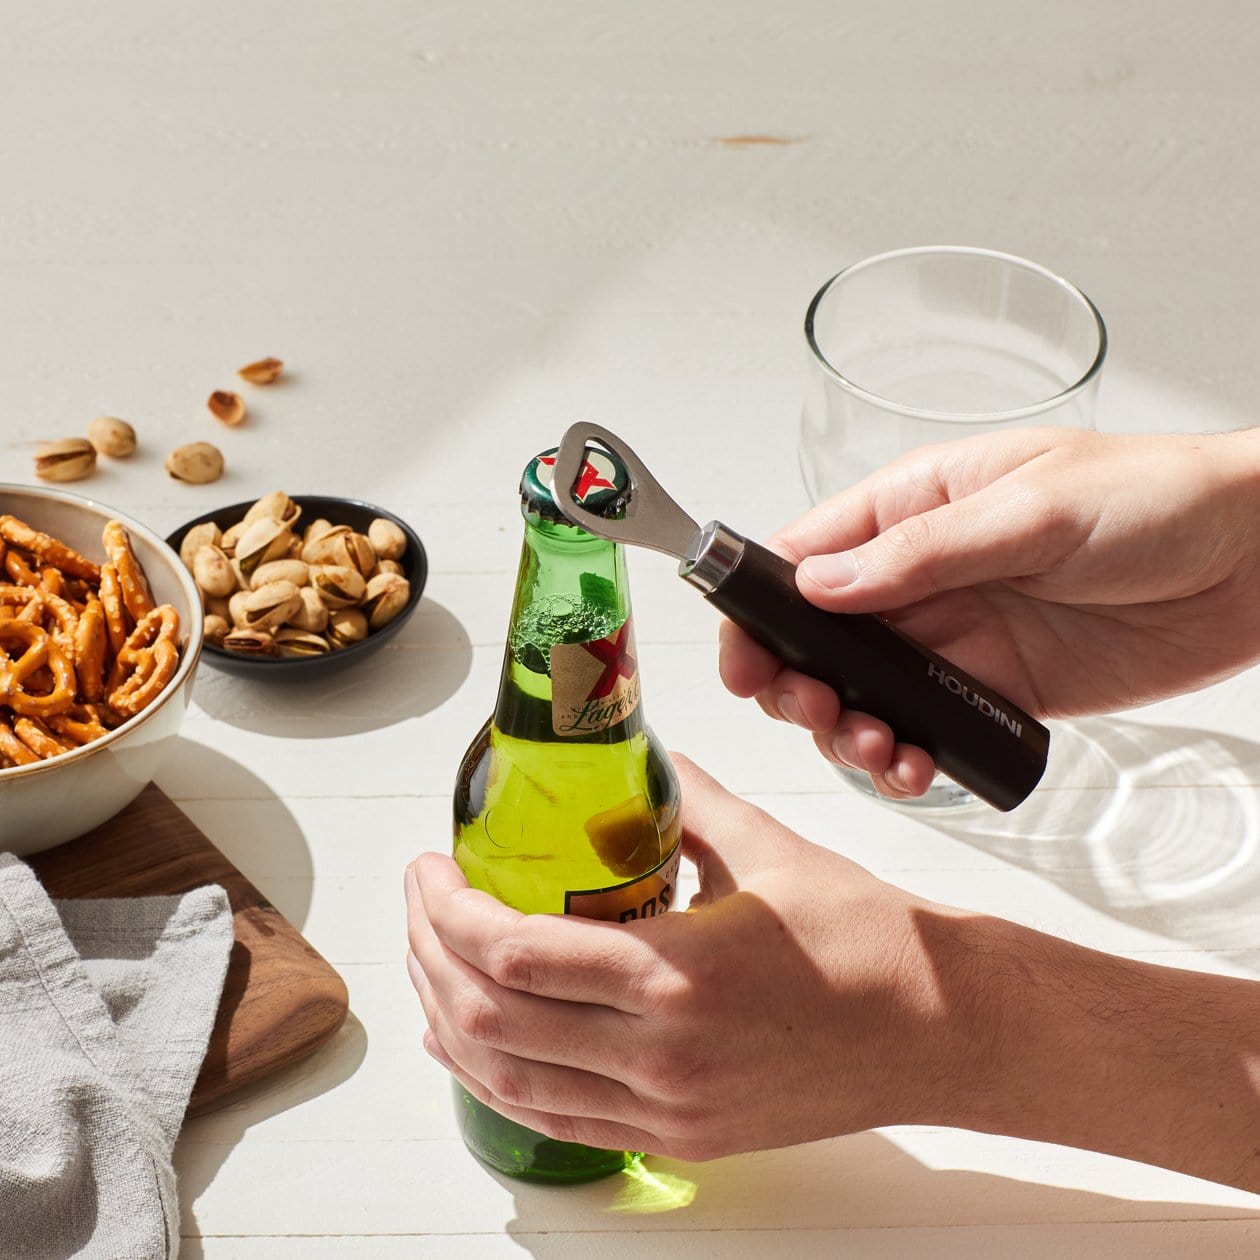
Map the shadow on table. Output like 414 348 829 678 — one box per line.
496 1130 1259 1259
190 597 473 738
157 738 316 930
928 717 1260 957
176 1010 370 1254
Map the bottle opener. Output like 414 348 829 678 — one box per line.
553 421 1049 811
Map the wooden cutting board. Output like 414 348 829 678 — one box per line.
28 783 349 1115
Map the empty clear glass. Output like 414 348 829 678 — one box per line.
799 245 1107 808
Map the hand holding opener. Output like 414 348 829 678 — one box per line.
553 422 1049 811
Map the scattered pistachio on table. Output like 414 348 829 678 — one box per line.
166 441 225 484
207 390 246 426
181 491 412 657
237 357 284 385
87 416 138 458
34 437 98 482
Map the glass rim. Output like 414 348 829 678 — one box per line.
804 245 1109 424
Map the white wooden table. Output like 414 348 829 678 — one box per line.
4 2 1260 1254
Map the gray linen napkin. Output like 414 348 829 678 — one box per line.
0 852 233 1260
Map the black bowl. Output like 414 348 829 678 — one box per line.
166 495 427 679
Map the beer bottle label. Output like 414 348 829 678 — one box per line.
549 615 642 737
564 842 681 923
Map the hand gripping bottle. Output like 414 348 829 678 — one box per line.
452 444 681 1182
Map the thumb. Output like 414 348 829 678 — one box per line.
795 482 1069 612
670 753 786 901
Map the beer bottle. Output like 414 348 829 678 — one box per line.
452 444 682 1183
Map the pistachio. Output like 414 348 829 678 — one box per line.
250 559 308 590
87 416 137 458
327 606 369 648
35 438 97 483
239 579 303 631
302 518 334 546
286 532 304 558
219 520 247 555
235 517 294 577
203 614 230 645
303 530 375 575
345 532 377 576
300 522 352 564
228 589 252 629
192 544 236 598
368 517 407 561
166 442 224 484
242 492 301 529
309 564 366 609
179 521 222 571
207 389 246 426
222 628 278 657
374 559 405 578
363 572 411 630
289 585 329 633
204 595 232 622
275 628 330 658
237 356 284 385
230 558 250 591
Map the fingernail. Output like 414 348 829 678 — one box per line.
801 552 857 590
779 693 805 727
830 731 858 767
885 765 909 793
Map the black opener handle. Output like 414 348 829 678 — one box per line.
703 536 1048 811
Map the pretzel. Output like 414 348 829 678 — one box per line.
106 605 180 719
0 586 79 664
46 705 112 747
99 563 130 656
0 717 40 767
13 715 73 759
0 516 100 584
0 621 76 719
74 595 107 702
4 548 40 588
102 520 154 621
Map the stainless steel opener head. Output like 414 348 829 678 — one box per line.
553 422 701 561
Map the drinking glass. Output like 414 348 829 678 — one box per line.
799 245 1107 808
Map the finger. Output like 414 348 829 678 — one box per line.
795 479 1077 614
812 711 896 776
415 964 654 1127
871 743 937 798
718 619 783 698
411 854 659 1013
442 1053 667 1158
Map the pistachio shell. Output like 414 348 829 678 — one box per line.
275 628 331 658
236 518 294 577
373 559 405 578
230 558 250 591
368 517 407 561
289 586 329 633
220 520 247 555
222 628 278 657
302 518 334 546
203 614 230 645
87 416 137 459
192 544 236 598
250 558 309 590
36 438 97 483
204 595 232 622
300 523 352 564
228 590 252 629
327 606 369 648
309 564 366 609
165 442 223 484
242 492 301 529
240 579 303 631
363 572 411 630
179 521 222 571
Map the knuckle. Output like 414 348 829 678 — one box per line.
485 1059 532 1111
484 932 536 991
455 994 505 1048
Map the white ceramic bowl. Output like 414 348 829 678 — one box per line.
0 484 203 855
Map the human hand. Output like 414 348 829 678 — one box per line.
720 426 1260 798
405 755 980 1161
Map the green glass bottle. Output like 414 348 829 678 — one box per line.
452 445 681 1183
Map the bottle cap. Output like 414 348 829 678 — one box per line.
521 443 630 524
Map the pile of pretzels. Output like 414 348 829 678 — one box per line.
0 514 182 768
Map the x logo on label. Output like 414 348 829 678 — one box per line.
582 620 637 699
539 454 616 502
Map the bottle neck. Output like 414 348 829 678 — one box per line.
494 511 645 743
